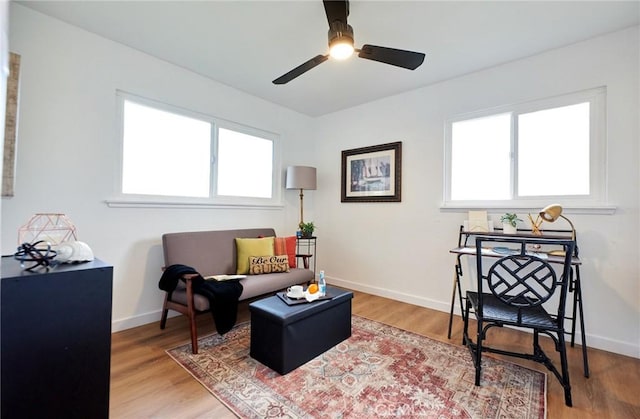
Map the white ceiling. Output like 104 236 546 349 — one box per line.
17 1 640 116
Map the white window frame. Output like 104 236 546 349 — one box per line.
108 91 282 208
442 87 613 213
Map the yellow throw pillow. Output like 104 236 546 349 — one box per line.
235 237 275 274
249 255 290 275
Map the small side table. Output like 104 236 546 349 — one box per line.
296 236 316 276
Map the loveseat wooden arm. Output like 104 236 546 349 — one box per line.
159 272 203 353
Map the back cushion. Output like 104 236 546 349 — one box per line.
162 228 276 276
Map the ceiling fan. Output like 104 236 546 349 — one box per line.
272 0 426 85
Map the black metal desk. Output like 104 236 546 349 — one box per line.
448 226 589 377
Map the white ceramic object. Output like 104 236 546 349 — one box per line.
286 285 304 299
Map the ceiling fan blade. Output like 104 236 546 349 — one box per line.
272 55 329 85
358 44 425 70
323 0 349 25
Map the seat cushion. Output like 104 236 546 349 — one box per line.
171 289 211 311
169 268 314 310
467 291 556 329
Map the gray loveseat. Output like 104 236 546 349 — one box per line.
160 228 314 353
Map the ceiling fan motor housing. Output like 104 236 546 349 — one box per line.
328 21 354 48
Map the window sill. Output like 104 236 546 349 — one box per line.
105 198 284 210
439 203 616 215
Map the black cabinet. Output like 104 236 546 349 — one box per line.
1 257 113 419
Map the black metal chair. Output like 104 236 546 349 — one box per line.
462 235 576 406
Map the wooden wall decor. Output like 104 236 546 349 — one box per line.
3 52 20 197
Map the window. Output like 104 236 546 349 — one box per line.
115 92 279 207
122 100 212 198
217 128 273 198
444 87 606 209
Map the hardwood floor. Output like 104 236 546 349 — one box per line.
110 290 640 418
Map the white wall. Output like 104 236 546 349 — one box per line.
314 27 639 358
2 5 316 330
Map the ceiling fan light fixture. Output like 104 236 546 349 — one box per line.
329 41 354 60
328 21 354 60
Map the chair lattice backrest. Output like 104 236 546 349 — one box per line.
475 236 575 325
488 254 557 307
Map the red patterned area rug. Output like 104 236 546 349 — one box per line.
166 316 546 418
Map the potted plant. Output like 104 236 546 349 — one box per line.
500 213 522 234
299 221 315 238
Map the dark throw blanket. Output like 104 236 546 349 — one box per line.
159 264 243 335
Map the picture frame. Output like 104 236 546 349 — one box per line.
341 141 402 202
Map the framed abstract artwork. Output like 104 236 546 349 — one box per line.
341 141 402 203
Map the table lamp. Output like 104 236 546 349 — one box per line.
286 166 317 228
539 204 576 255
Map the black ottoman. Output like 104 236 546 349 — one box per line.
249 286 353 374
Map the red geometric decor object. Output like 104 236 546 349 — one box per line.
18 213 78 246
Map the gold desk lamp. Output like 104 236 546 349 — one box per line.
539 204 576 256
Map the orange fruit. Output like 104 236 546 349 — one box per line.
308 284 319 294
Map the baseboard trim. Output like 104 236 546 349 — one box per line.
328 277 450 313
586 334 640 359
111 309 179 333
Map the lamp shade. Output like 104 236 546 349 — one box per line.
540 204 563 222
538 203 576 247
286 166 317 190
